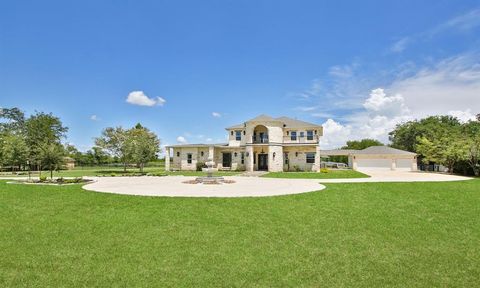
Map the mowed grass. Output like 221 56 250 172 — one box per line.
263 169 369 179
1 180 480 287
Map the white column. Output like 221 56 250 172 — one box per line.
246 145 254 172
208 146 214 162
314 145 321 172
352 157 358 171
165 147 171 171
411 157 418 171
391 159 397 171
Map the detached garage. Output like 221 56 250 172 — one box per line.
320 146 418 172
350 146 417 171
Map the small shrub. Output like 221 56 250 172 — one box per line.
293 165 302 172
56 177 64 183
196 162 206 171
320 168 329 173
39 175 47 182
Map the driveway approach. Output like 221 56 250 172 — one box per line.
83 176 326 198
318 170 471 183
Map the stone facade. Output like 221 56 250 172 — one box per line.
165 115 323 172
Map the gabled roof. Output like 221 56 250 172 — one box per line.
275 116 321 128
247 114 279 122
226 115 321 130
354 146 417 155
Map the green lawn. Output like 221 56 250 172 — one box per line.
262 169 369 179
1 180 479 286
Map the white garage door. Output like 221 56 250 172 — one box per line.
356 159 391 170
396 159 412 171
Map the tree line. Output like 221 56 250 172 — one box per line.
0 107 161 176
389 114 480 176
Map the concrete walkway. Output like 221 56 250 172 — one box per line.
83 176 326 198
318 169 472 183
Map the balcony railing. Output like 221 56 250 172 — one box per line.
249 135 319 144
283 135 319 144
252 135 269 144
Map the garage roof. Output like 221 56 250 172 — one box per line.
353 146 416 155
320 146 416 156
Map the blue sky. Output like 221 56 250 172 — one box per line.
1 0 479 150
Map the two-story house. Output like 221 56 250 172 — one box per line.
165 115 323 172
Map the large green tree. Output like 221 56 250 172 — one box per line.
389 116 462 152
95 127 132 172
25 112 68 167
128 124 160 173
463 121 480 176
0 107 25 133
39 142 65 179
1 133 29 172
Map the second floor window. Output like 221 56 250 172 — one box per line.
291 131 297 141
235 130 242 141
307 130 314 140
187 153 192 164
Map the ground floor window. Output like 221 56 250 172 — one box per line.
241 152 245 164
187 153 192 164
284 152 289 165
306 152 315 164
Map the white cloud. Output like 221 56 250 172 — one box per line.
320 88 414 149
389 9 480 53
329 63 357 78
440 8 480 32
295 106 318 112
126 91 166 107
206 138 213 142
390 37 409 53
363 88 409 117
320 119 352 149
90 115 99 121
389 53 480 117
311 112 333 118
212 112 222 118
176 136 187 144
448 109 477 123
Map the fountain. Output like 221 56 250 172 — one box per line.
192 157 230 184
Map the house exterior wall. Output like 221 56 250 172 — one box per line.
283 146 317 171
167 117 323 172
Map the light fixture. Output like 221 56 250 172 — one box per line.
295 152 298 157
234 152 238 157
246 152 249 157
273 152 276 158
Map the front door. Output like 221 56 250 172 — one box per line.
222 153 232 168
258 154 268 170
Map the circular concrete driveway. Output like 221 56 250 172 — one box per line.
83 176 326 198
